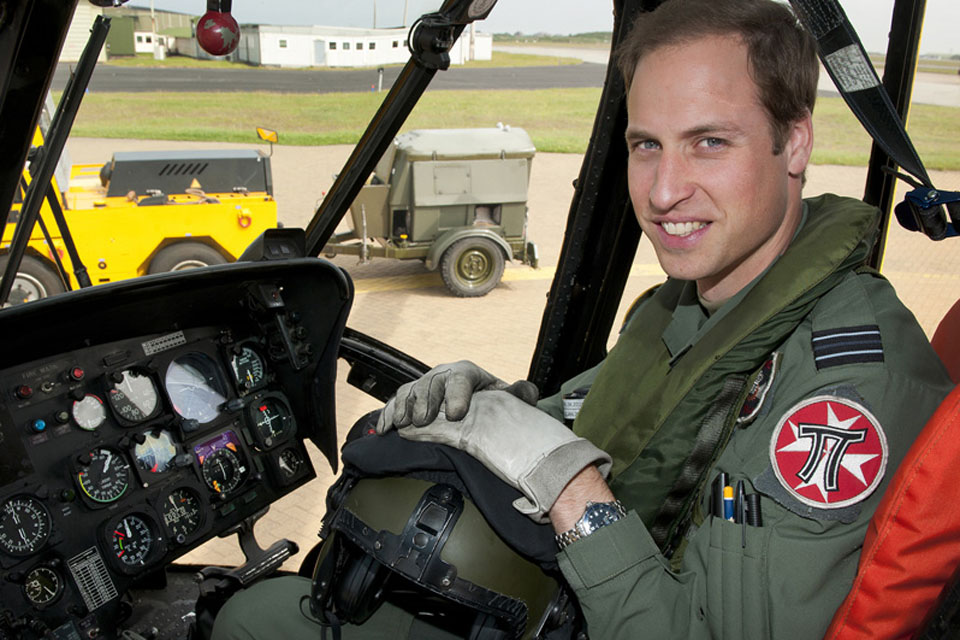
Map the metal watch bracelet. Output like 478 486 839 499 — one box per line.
555 499 627 550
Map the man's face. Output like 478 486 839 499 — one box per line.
626 35 811 303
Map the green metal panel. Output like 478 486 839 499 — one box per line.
348 184 390 237
410 207 440 242
105 16 135 57
438 206 469 231
388 156 413 206
411 158 529 208
500 203 526 237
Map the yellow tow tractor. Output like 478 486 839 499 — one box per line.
1 126 279 304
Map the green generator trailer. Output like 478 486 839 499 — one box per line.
323 126 539 297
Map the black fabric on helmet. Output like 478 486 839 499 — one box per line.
338 411 559 569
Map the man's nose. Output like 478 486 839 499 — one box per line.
649 149 694 211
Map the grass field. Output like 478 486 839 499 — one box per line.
67 88 960 169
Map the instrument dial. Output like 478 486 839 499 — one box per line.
165 352 227 424
230 345 266 393
108 369 160 424
77 448 130 504
23 566 62 608
277 448 304 480
0 496 51 557
249 396 294 448
72 394 107 431
133 429 178 474
111 513 156 568
200 448 246 495
161 487 203 541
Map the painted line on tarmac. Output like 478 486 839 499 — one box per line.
352 263 666 294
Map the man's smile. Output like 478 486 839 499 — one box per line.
660 220 709 237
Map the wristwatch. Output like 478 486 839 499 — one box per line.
555 499 627 549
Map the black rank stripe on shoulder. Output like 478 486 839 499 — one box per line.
812 325 884 370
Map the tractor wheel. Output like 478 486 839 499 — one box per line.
148 242 227 274
440 237 505 297
0 254 65 306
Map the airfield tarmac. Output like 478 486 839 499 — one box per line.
66 137 960 570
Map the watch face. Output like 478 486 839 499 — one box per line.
579 501 624 535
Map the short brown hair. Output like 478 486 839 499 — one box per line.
616 0 818 153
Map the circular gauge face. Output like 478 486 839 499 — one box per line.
165 353 228 424
277 449 304 480
111 513 156 568
230 345 266 392
250 397 294 448
133 430 178 474
77 448 130 504
108 370 160 424
71 394 107 431
201 448 246 495
0 496 51 557
161 488 203 541
23 566 62 607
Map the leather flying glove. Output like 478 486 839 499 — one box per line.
376 360 539 433
396 390 612 522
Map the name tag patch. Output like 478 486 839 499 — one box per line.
812 324 883 370
769 395 888 510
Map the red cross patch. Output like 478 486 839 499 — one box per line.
769 395 888 509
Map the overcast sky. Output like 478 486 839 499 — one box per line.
134 0 959 55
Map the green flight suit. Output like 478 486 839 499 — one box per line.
546 195 953 639
212 195 952 640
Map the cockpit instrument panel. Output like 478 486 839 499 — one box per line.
0 259 352 639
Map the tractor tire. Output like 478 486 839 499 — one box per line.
148 242 227 274
0 254 66 306
440 237 505 297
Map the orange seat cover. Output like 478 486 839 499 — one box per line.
931 299 960 384
825 386 960 639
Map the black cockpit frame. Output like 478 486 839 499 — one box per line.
0 0 948 638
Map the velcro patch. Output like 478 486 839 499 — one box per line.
811 324 883 370
769 395 888 510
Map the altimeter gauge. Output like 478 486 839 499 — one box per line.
108 369 160 424
0 496 51 557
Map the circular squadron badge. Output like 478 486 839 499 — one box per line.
769 395 888 509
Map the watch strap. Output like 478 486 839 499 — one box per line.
555 499 626 549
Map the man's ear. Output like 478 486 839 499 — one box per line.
786 111 814 179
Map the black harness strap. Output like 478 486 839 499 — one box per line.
650 375 748 554
789 0 959 239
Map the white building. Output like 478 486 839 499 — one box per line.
60 3 107 63
133 32 174 54
237 24 492 68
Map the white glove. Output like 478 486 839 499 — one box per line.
396 390 612 522
376 360 538 433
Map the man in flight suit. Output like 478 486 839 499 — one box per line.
212 0 953 637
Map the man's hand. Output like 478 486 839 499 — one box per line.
395 390 611 522
376 360 538 434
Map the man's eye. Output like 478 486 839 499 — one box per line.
631 139 660 152
700 137 726 149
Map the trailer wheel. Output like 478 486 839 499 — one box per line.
440 237 505 297
148 242 227 273
0 255 65 306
